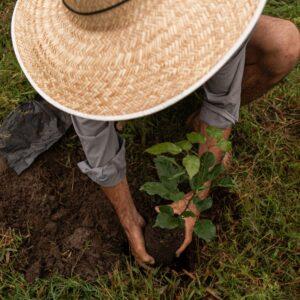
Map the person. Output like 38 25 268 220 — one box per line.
1 0 299 267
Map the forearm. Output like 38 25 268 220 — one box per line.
196 121 232 200
194 41 244 199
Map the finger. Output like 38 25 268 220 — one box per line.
176 233 193 258
116 121 126 132
136 259 155 270
186 110 201 131
176 219 195 257
133 241 155 265
132 239 155 265
155 202 186 215
170 192 194 214
127 225 155 266
131 247 155 265
222 151 232 170
155 192 194 215
140 253 155 265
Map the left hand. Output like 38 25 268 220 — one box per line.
155 185 210 257
154 150 232 257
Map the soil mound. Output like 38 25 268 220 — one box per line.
145 222 184 266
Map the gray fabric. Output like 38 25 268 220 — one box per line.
0 99 72 174
200 42 248 129
71 116 126 187
0 40 250 181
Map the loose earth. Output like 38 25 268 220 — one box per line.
0 132 239 281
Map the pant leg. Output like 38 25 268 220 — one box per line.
199 39 250 129
71 116 126 187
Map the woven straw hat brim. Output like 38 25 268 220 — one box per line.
12 0 266 121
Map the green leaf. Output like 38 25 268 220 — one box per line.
194 219 216 242
189 176 209 191
193 197 213 212
183 155 200 179
190 174 208 192
191 151 216 185
159 205 174 215
168 171 186 181
146 142 182 155
154 213 183 229
181 211 196 218
217 140 232 152
208 164 225 181
206 126 223 140
153 156 185 191
186 132 206 144
175 140 193 151
169 192 185 201
218 177 235 188
140 182 184 201
140 182 169 197
154 156 182 180
196 186 208 192
201 151 216 171
154 155 179 169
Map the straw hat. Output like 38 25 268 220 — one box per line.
12 0 266 121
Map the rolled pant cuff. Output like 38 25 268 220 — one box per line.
77 139 126 187
199 103 237 129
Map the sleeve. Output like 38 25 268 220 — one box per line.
71 116 126 187
199 42 248 129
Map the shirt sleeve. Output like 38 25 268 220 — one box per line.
71 116 126 187
199 41 248 129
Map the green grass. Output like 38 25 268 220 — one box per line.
0 1 299 299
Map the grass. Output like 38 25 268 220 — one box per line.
0 0 299 299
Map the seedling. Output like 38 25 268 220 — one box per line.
140 126 234 242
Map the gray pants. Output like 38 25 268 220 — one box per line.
0 42 247 187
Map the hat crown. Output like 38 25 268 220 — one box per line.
63 0 127 14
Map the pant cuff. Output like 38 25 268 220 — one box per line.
77 139 126 187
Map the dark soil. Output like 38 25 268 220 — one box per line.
145 221 184 266
0 132 240 282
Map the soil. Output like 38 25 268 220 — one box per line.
145 221 184 266
0 132 240 282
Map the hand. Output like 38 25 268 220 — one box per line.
155 185 210 257
102 178 155 268
123 214 155 268
154 145 232 257
154 121 232 258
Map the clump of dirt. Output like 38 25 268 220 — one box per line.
145 221 184 266
0 132 240 281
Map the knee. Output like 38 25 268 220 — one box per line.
274 20 300 68
263 20 300 78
